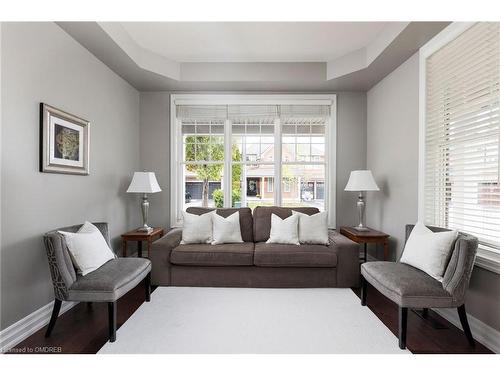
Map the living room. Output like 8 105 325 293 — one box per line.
1 0 499 372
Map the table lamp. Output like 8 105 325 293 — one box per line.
126 171 162 232
344 170 379 231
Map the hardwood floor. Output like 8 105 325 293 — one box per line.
8 284 493 354
352 285 492 354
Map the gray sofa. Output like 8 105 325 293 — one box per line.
151 206 360 288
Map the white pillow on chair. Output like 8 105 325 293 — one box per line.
180 211 213 244
211 211 243 245
266 213 300 245
292 210 329 245
400 222 458 281
58 221 116 276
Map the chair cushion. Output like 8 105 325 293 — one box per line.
254 242 337 267
68 258 151 302
170 243 254 266
187 207 254 242
361 261 454 308
253 206 319 242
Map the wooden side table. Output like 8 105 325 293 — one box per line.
121 227 165 258
339 226 390 262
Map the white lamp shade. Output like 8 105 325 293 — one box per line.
126 172 162 193
344 170 380 192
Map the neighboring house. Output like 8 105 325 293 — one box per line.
184 141 325 207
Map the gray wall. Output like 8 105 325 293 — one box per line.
0 22 141 329
139 92 171 229
366 53 419 260
366 52 500 332
138 91 367 230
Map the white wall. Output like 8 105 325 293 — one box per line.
138 91 367 230
0 22 141 329
365 51 500 333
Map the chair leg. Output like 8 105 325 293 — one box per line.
457 304 475 347
398 307 408 350
145 272 151 302
360 275 367 306
108 301 117 342
45 299 62 338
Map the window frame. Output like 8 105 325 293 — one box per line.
170 94 337 228
418 22 500 274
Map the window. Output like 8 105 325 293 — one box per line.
181 115 225 210
283 178 292 193
171 95 336 227
267 177 274 193
420 22 500 272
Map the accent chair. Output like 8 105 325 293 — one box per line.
43 222 152 342
360 224 478 350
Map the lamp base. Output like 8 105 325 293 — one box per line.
352 225 370 232
137 226 153 233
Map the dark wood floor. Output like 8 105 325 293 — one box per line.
8 283 493 354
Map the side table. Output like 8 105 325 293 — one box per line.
339 226 390 262
121 227 165 258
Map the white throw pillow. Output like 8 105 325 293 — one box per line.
58 221 116 276
181 211 213 244
211 211 243 245
266 213 300 245
292 211 329 245
400 222 458 281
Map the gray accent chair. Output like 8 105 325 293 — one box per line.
43 222 152 342
360 224 478 350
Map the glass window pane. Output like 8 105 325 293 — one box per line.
211 125 224 134
196 124 210 134
183 164 224 210
247 125 260 134
232 164 275 210
296 144 310 161
261 144 274 162
282 144 295 162
232 141 243 162
282 164 325 211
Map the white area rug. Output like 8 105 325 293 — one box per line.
99 287 409 354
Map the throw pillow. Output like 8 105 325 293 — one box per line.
266 213 300 245
58 221 116 276
211 211 244 245
292 210 329 245
181 211 213 244
400 222 458 281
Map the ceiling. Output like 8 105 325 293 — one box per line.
58 22 450 92
121 22 389 62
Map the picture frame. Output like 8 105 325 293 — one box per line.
39 103 90 175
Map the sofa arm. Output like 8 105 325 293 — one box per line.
328 229 360 287
150 228 182 286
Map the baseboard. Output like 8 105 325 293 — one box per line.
433 307 500 353
0 300 78 353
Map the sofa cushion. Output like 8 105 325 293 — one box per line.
253 206 319 242
361 261 454 308
171 242 254 266
187 207 254 242
254 242 337 267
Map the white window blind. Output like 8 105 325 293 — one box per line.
424 22 500 251
176 105 227 120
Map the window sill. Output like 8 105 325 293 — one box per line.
475 246 500 275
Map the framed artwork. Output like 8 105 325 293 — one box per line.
39 103 90 175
